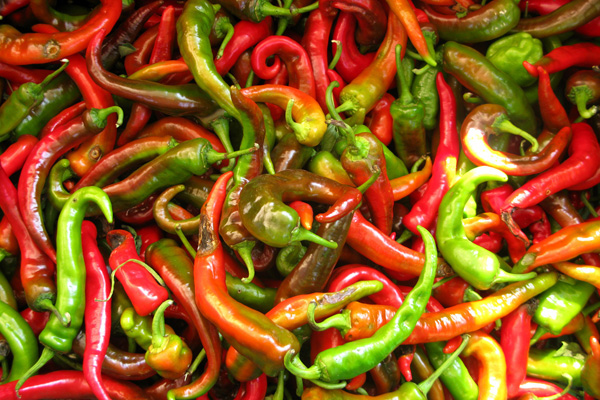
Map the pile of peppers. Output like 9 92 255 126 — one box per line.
0 0 599 398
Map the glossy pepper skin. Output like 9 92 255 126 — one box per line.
145 300 193 380
442 41 537 135
436 166 536 290
424 341 478 400
285 225 436 385
0 300 38 383
194 171 300 378
486 33 543 88
239 169 361 248
527 347 583 387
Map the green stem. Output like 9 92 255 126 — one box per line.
492 114 539 153
227 73 241 90
418 334 470 395
208 143 259 164
395 45 414 105
291 1 318 15
211 117 235 156
151 299 173 349
16 347 54 394
175 225 197 258
463 287 482 302
245 70 256 88
306 302 351 332
275 0 293 35
260 1 293 18
581 192 598 218
216 22 235 60
494 269 537 285
290 226 337 248
235 242 256 284
356 166 381 194
90 106 124 128
37 298 71 327
101 259 167 303
187 348 207 375
530 326 548 345
463 92 483 104
285 99 303 136
431 275 455 290
37 60 70 91
329 40 342 70
570 86 598 119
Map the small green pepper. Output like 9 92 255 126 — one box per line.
486 33 544 87
120 307 176 351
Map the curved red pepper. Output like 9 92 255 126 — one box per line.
332 12 376 83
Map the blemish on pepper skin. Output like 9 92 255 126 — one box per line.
89 146 102 161
43 39 61 58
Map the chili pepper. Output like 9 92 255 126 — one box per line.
463 212 529 262
38 100 85 138
501 301 538 397
80 220 112 400
537 67 570 134
391 44 426 168
100 138 251 214
553 261 600 289
226 273 276 313
527 347 583 387
0 133 36 176
486 32 544 88
332 12 376 84
308 150 354 186
239 169 361 248
29 0 94 32
529 278 595 343
285 225 436 386
270 133 313 172
520 0 600 37
0 61 68 141
101 0 164 70
0 0 121 64
144 238 222 399
424 340 478 400
443 41 537 135
17 105 122 263
0 0 28 17
437 166 537 289
227 281 383 382
422 0 520 43
366 93 394 146
274 211 353 303
178 0 240 123
341 272 558 343
107 229 169 317
502 123 600 240
410 346 445 400
514 0 600 38
19 308 49 338
251 35 316 98
0 370 150 400
566 69 600 120
369 352 401 394
0 300 38 383
120 307 168 350
194 171 300 377
582 336 600 397
338 12 407 126
524 43 600 78
403 73 459 235
71 331 157 381
0 217 18 257
241 84 326 147
214 17 272 75
461 104 570 176
515 378 578 400
219 87 267 282
144 300 193 380
87 30 220 119
16 186 113 392
432 276 469 307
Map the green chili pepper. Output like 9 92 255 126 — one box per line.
443 41 538 136
0 62 70 142
0 269 17 311
226 273 277 313
16 186 113 392
284 225 437 387
530 278 596 343
47 159 77 210
486 33 544 88
527 346 584 387
436 167 537 290
120 307 176 351
0 300 38 383
424 341 479 400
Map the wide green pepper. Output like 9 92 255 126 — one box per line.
486 33 544 87
424 341 478 400
527 346 584 387
436 167 537 290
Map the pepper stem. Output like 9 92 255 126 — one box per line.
245 70 255 88
291 0 318 15
493 269 537 286
511 253 537 274
356 166 381 194
15 347 55 394
537 374 573 400
307 302 351 333
207 143 259 164
463 92 483 104
463 287 482 302
395 45 414 105
396 229 413 244
569 85 598 119
289 226 338 248
329 40 343 70
285 99 304 137
175 225 196 258
37 298 71 327
151 299 173 349
492 114 539 153
260 1 292 18
581 192 598 218
417 334 470 395
36 60 70 92
529 325 548 345
273 370 285 400
235 242 256 284
275 0 294 35
284 351 321 380
215 21 235 60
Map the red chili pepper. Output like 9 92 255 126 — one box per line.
0 216 18 256
366 93 394 146
302 8 336 110
288 201 313 231
240 374 267 400
537 66 570 133
251 35 316 98
214 17 273 76
81 221 112 400
39 101 86 139
0 62 51 84
502 123 600 240
0 0 121 65
501 302 536 398
136 225 163 261
20 308 49 337
403 73 459 234
524 43 600 77
432 276 469 308
0 134 37 176
63 53 118 176
0 0 29 17
107 229 169 317
332 12 376 83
